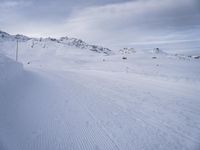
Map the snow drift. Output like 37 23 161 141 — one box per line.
0 53 23 85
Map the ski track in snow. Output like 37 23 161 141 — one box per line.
47 69 200 150
1 66 199 150
0 41 200 149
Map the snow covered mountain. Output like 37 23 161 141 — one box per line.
0 30 200 150
0 31 30 42
0 30 113 55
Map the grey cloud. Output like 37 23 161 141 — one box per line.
0 0 200 49
1 0 132 23
60 0 200 48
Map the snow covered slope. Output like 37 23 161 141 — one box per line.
0 30 200 150
0 53 24 150
0 53 23 85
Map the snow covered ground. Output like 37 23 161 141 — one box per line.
0 36 200 150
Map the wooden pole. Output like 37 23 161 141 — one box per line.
16 39 18 61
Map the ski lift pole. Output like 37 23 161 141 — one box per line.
16 38 19 61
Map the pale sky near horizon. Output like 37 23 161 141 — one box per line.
0 0 200 49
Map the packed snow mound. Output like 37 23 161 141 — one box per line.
0 53 23 84
119 48 136 55
151 48 168 55
118 47 169 56
0 30 113 55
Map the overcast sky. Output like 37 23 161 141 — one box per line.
0 0 200 49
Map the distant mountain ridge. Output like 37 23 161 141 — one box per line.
0 30 113 55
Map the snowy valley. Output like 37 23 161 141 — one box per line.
0 31 200 150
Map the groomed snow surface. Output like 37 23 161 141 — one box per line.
0 40 200 150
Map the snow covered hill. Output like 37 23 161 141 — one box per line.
0 30 113 55
0 30 200 150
